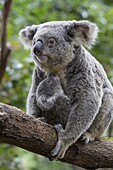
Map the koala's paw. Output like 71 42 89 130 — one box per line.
37 117 47 123
50 138 69 161
54 124 64 134
50 124 69 160
38 95 54 110
80 131 95 144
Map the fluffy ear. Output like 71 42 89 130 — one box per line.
67 20 99 48
19 25 38 49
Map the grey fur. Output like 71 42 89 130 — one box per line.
36 74 67 110
19 20 113 160
36 74 70 128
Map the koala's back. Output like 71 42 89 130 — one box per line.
65 47 113 99
86 49 113 92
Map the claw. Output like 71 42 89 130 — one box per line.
51 140 63 160
59 149 67 159
50 137 70 160
37 117 47 123
50 139 66 160
51 141 61 157
50 124 70 161
80 132 94 144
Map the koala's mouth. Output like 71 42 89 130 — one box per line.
32 41 49 63
33 54 48 63
37 55 48 63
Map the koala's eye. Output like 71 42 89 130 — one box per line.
48 38 55 47
47 79 52 84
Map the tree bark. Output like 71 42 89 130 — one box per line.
0 102 113 169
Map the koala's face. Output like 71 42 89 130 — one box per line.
32 24 74 67
19 21 99 70
37 74 63 97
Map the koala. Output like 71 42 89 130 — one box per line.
19 20 113 160
36 73 70 128
36 73 67 110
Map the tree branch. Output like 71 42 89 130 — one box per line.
0 0 12 85
0 102 113 169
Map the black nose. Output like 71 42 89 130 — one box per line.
33 40 43 56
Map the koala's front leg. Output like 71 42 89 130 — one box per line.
51 124 70 160
51 123 77 160
27 67 45 117
51 89 103 160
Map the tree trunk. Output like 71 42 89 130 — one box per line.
0 102 113 169
0 0 12 85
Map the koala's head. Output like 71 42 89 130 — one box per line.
36 74 63 110
19 20 99 70
37 73 63 97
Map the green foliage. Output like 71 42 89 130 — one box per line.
103 137 113 140
0 144 23 170
0 0 113 169
0 145 73 170
17 149 73 170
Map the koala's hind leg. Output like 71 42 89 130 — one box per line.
81 89 113 143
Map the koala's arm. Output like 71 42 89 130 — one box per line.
26 66 45 117
51 77 103 160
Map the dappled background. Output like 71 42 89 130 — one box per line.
0 0 113 169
